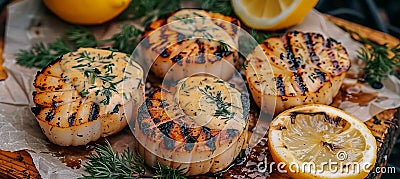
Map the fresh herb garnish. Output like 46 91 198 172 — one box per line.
15 39 71 68
358 45 400 88
16 24 142 69
81 140 145 179
118 0 182 26
339 26 400 88
249 29 270 44
198 86 235 119
100 24 143 54
153 163 186 179
72 51 127 105
65 26 98 48
201 0 234 16
81 140 187 179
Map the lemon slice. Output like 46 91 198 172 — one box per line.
231 0 318 30
268 104 377 179
43 0 131 25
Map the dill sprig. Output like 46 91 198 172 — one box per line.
358 44 400 88
339 25 400 88
153 163 186 179
65 26 98 48
81 140 187 179
198 85 235 119
201 0 234 16
15 39 71 68
15 24 142 69
102 24 143 54
118 0 182 26
81 140 145 179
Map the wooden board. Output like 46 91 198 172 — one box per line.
0 14 399 179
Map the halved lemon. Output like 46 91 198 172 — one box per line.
268 104 377 179
43 0 131 25
231 0 318 30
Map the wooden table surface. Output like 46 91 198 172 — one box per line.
0 5 399 179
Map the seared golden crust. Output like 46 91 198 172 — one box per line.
141 9 241 81
137 88 240 153
245 31 350 114
31 48 144 146
134 76 249 175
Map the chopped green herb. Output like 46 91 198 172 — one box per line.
16 24 142 68
15 39 71 68
81 140 145 179
65 26 98 48
198 86 235 119
201 0 234 16
81 139 186 179
338 25 400 88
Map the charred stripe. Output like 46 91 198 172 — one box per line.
304 33 320 64
285 34 300 71
159 121 174 136
314 69 327 82
45 108 55 122
31 106 42 116
275 75 285 96
68 112 77 126
88 103 100 121
293 72 308 95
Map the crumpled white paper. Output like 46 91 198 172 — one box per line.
290 10 400 121
0 0 399 178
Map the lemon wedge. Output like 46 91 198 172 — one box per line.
43 0 131 25
231 0 318 30
268 104 377 179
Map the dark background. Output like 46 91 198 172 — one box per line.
316 0 400 39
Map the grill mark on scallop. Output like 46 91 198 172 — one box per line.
304 33 320 64
325 38 341 75
314 69 327 83
88 103 100 121
293 72 308 95
68 112 77 126
45 108 55 121
284 33 300 71
275 75 285 96
138 87 240 152
142 10 240 68
245 31 350 114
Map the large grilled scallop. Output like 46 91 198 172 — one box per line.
31 48 144 146
141 9 240 81
134 76 249 175
245 31 350 114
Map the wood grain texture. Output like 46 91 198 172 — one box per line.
0 14 399 179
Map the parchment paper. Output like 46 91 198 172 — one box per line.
0 0 399 178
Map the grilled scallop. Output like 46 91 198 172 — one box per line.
245 31 350 114
134 76 249 175
31 48 144 146
141 9 240 81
